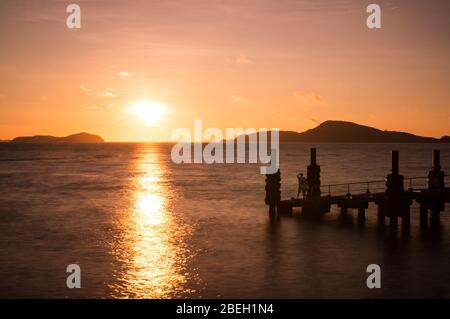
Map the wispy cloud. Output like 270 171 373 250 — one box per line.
294 91 328 106
79 85 91 92
97 92 115 97
236 55 253 65
97 88 117 97
219 94 253 105
118 70 135 77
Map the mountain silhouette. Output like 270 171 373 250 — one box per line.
11 132 104 143
251 120 448 143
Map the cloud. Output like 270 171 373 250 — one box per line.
118 70 135 77
97 88 117 97
81 85 118 97
81 102 114 109
98 92 115 97
236 55 253 65
100 92 115 97
294 91 328 106
79 85 92 92
219 94 253 105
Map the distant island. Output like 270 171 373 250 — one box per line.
250 120 449 143
11 132 104 143
3 121 449 143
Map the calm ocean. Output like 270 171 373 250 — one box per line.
0 143 449 298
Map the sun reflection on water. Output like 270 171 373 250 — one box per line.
111 146 195 298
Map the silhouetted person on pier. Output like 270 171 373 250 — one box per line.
297 173 308 199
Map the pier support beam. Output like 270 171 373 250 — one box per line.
427 150 445 226
377 204 385 223
306 148 321 199
420 202 428 226
302 148 330 216
384 151 412 230
402 210 410 229
431 209 441 222
336 197 368 225
428 150 445 189
416 150 446 227
357 208 366 225
269 205 276 220
390 216 398 228
265 169 281 219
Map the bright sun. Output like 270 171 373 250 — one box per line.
130 101 167 125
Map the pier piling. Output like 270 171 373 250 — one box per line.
429 150 445 222
383 151 412 228
420 203 428 226
357 208 366 225
307 148 321 199
377 203 385 224
265 169 281 219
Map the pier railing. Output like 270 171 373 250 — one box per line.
320 175 450 197
320 180 385 197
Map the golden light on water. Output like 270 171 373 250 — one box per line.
111 146 195 298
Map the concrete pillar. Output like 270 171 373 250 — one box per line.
428 150 445 189
307 148 321 199
265 169 281 217
392 150 399 175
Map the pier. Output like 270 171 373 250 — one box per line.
265 148 449 227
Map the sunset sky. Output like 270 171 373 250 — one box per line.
0 0 449 142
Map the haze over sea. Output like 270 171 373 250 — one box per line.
0 142 449 298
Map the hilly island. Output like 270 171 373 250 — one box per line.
3 121 449 143
251 121 449 143
10 132 104 143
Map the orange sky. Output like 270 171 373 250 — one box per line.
0 0 449 142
